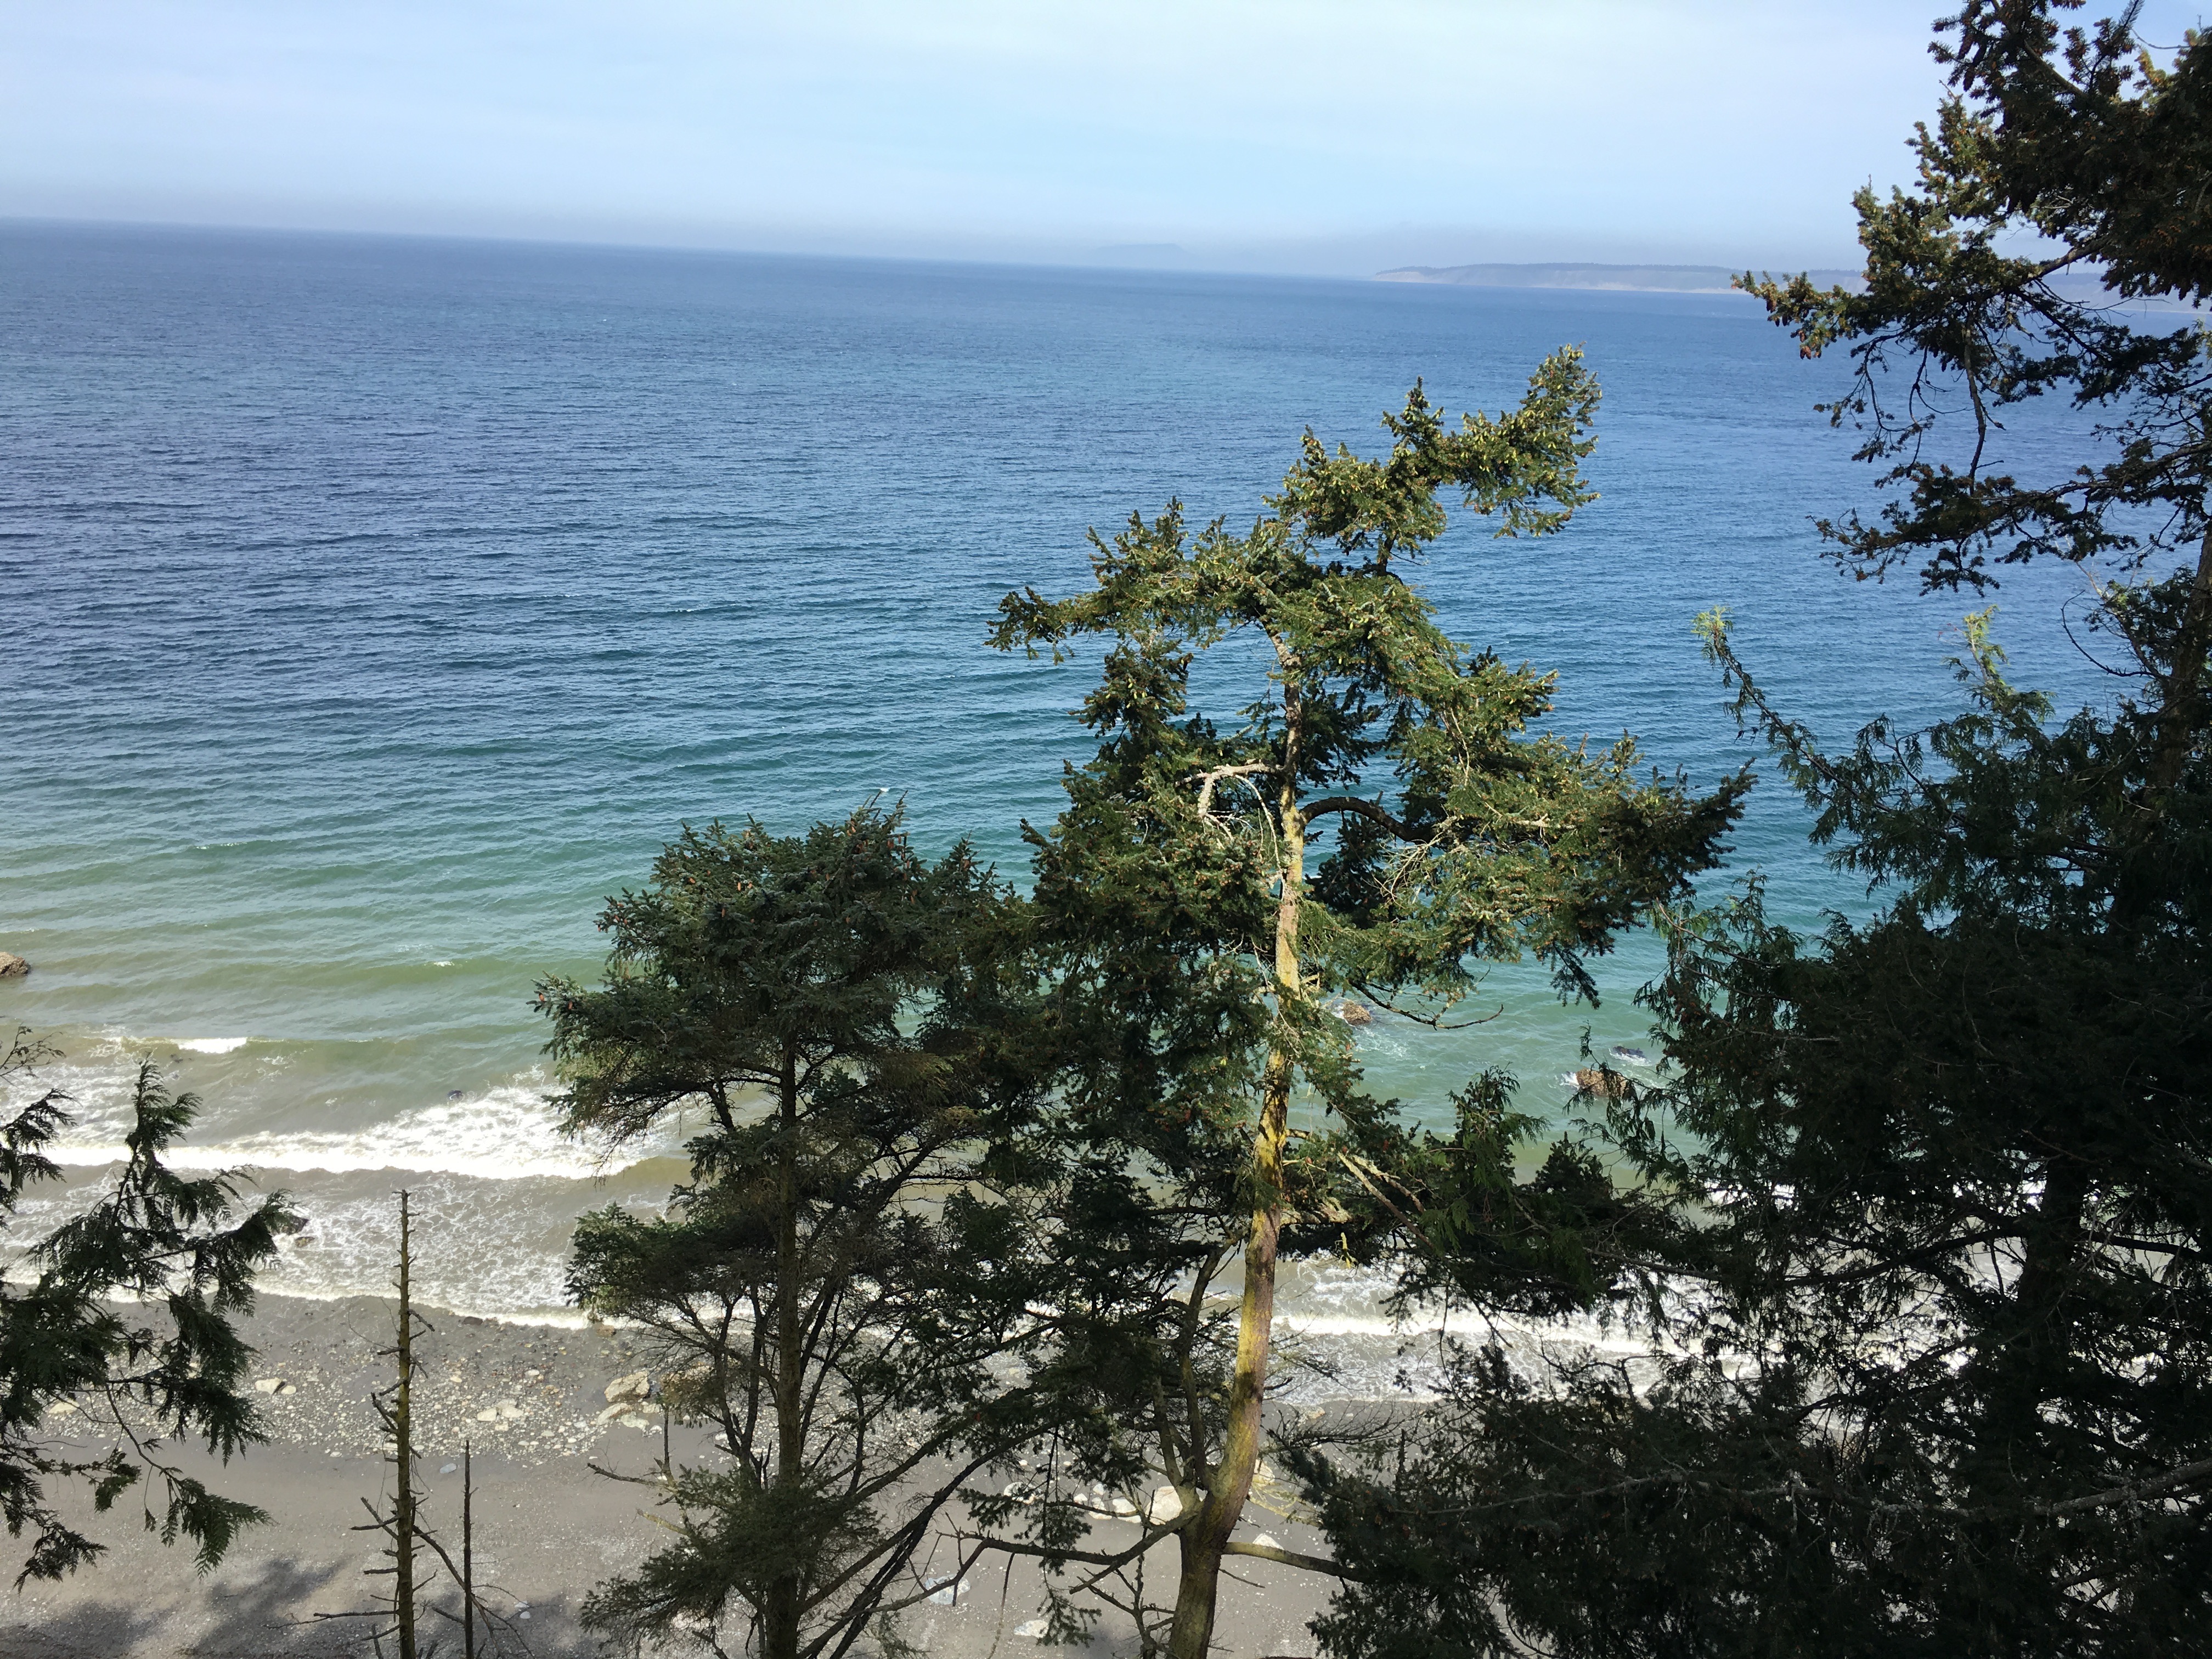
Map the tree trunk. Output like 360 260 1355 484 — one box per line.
462 1438 476 1659
1168 717 1305 1659
766 1047 805 1659
394 1189 418 1659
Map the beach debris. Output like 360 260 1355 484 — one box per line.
1252 1533 1282 1550
48 1401 77 1418
1333 1000 1372 1025
1303 1406 1326 1425
253 1378 296 1395
439 1462 459 1474
591 1392 656 1427
1145 1485 1184 1524
924 1573 969 1606
1001 1480 1040 1504
1571 1067 1632 1099
0 953 28 979
605 1369 651 1404
1014 1618 1050 1639
620 1413 652 1431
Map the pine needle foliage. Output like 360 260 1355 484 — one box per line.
986 366 1744 1658
0 1031 294 1584
538 806 1062 1659
1302 8 2212 1654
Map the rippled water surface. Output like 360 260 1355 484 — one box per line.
1 222 2109 1336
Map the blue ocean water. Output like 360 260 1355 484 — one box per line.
0 222 2111 1321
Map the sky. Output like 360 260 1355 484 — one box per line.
1 2 2197 275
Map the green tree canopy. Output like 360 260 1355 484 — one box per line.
0 1032 293 1584
1304 8 2212 1654
539 807 1063 1659
985 362 1744 1659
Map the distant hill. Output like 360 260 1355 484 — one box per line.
1375 262 1863 294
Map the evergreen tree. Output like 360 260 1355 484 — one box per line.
1302 7 2212 1654
538 806 1062 1659
0 1030 293 1583
986 364 1743 1659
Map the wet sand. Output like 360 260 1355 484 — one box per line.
3 1294 1340 1658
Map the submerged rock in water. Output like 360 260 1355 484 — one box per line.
1334 1001 1372 1025
0 953 27 979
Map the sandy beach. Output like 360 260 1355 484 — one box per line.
3 1294 1340 1658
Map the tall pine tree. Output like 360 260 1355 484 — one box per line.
1303 7 2212 1654
988 361 1743 1659
540 806 1063 1659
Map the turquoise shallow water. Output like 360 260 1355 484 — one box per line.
0 222 2110 1330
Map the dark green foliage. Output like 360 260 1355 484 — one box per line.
988 366 1742 1657
1307 613 2212 1657
1389 1071 1678 1321
1744 0 2212 593
1304 9 2212 1654
0 1030 293 1584
1303 1351 1899 1659
539 806 1060 1659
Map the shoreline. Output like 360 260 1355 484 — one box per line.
8 1292 1344 1657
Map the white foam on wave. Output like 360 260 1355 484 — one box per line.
35 1077 675 1181
190 1086 656 1178
175 1036 251 1054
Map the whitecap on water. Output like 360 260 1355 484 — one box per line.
8 1049 678 1182
150 1084 664 1180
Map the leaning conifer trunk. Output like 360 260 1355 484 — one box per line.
1168 705 1307 1659
996 367 1741 1658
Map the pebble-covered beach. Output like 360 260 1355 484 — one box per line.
4 1294 1339 1658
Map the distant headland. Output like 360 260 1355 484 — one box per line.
1374 262 1863 293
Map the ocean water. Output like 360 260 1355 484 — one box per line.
1 222 2113 1346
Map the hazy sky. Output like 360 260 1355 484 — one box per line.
2 2 2192 274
